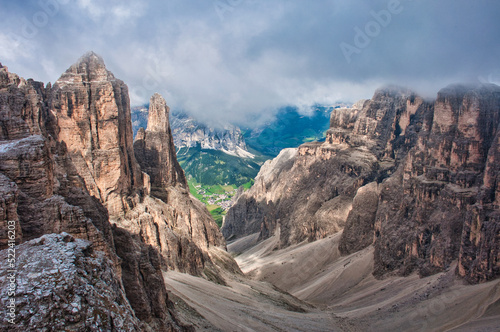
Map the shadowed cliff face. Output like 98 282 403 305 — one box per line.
0 59 114 254
373 84 500 282
225 84 500 283
132 93 226 275
0 53 232 331
224 87 428 246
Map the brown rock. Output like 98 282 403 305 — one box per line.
227 84 500 284
0 234 144 331
0 53 233 330
225 87 424 248
134 93 186 200
339 182 379 255
50 51 143 217
0 174 22 248
133 93 226 274
373 84 500 279
0 63 113 254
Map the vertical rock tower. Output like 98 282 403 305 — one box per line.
0 52 234 330
134 93 186 200
51 52 143 216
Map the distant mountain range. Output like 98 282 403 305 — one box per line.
133 104 342 160
171 112 254 158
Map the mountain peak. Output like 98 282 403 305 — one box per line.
57 51 113 83
146 93 170 132
74 51 106 70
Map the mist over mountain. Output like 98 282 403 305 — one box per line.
1 51 500 331
1 1 500 330
2 1 499 125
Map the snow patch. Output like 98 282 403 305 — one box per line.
0 135 45 154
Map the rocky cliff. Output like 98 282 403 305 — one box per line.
0 234 143 331
51 53 143 217
134 94 186 196
0 53 232 330
225 84 500 283
372 84 500 282
132 93 226 275
224 88 423 245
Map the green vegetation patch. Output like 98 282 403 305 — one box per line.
177 145 263 187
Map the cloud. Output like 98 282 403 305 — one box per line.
0 0 499 126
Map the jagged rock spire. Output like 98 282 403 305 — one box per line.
134 93 187 200
146 93 170 132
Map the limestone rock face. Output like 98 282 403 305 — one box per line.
134 93 186 198
373 84 500 280
222 148 298 240
338 181 379 255
0 64 112 253
47 53 227 327
227 84 500 283
50 52 143 217
133 94 225 274
0 234 143 331
0 174 22 248
458 108 500 282
224 87 425 248
0 53 233 330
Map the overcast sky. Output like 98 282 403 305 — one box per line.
1 0 499 125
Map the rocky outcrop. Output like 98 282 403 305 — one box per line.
0 61 113 253
48 53 229 327
133 94 226 275
222 148 297 241
226 84 500 283
224 87 425 247
373 84 500 281
134 94 186 198
338 181 379 254
0 234 143 331
0 53 233 330
0 174 21 248
51 52 143 217
0 54 181 331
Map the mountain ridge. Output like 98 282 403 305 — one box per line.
224 83 500 283
0 53 234 331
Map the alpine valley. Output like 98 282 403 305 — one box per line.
1 52 499 332
131 103 334 226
